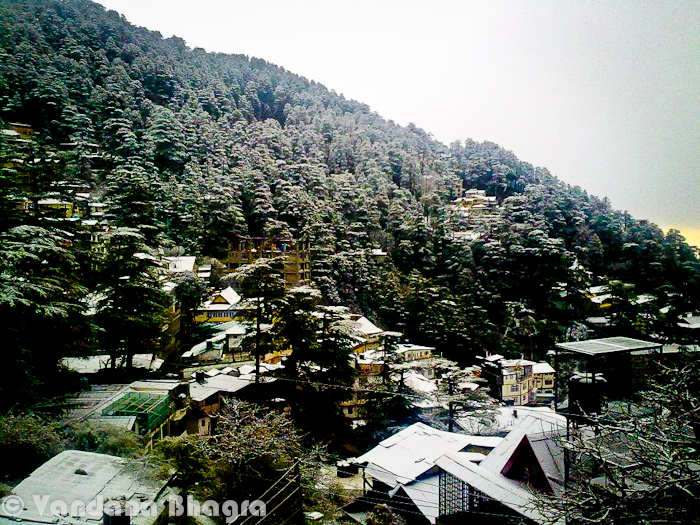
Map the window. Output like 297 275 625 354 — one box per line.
510 385 519 393
544 379 553 385
200 420 206 427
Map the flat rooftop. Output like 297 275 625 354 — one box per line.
555 337 662 356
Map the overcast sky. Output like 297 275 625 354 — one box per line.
96 0 700 246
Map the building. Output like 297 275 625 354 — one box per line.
195 286 242 323
64 379 189 450
344 423 503 524
337 314 386 353
480 356 556 407
435 415 565 524
226 235 311 285
533 362 556 395
396 344 434 362
0 450 175 525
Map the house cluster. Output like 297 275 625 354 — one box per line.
63 371 276 450
341 411 565 524
446 189 500 243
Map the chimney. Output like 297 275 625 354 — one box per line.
513 409 518 418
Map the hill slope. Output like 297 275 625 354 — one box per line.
0 0 698 373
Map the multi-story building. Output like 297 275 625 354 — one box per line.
226 235 311 286
481 356 555 406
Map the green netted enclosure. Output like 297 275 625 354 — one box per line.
102 392 172 435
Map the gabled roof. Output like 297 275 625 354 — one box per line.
217 286 241 305
340 315 384 338
478 416 565 494
436 452 557 525
356 422 502 487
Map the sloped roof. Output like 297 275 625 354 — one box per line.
163 256 196 272
678 315 700 329
476 416 566 497
357 423 502 487
395 477 440 524
457 406 565 436
436 452 557 525
532 363 555 374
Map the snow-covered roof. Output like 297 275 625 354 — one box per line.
218 286 241 305
456 406 566 436
341 315 384 337
163 256 197 272
356 422 503 487
189 374 255 402
532 363 555 374
436 452 557 525
403 371 437 393
0 450 173 525
395 477 440 524
396 344 435 354
61 354 163 374
679 315 700 329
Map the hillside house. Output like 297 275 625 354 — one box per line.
343 423 503 524
64 379 189 450
480 356 556 406
195 286 242 323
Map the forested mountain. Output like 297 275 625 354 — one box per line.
1 0 699 406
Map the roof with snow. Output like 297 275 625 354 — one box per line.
532 363 555 374
0 450 174 525
556 336 662 356
456 406 566 436
61 354 164 374
163 256 196 272
356 422 502 488
436 452 558 525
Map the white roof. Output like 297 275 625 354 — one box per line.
436 452 557 524
457 406 566 436
356 423 502 487
403 371 438 393
61 354 163 373
0 450 173 525
396 344 435 354
189 375 255 401
340 315 384 337
163 256 196 272
532 362 555 374
396 477 439 524
218 286 242 305
679 315 700 329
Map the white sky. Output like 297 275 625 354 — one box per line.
95 0 700 246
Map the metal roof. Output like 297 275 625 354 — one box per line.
356 423 502 487
555 337 662 356
0 450 174 525
436 453 558 525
